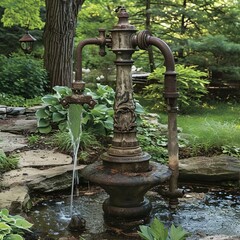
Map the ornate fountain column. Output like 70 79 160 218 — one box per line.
81 7 171 229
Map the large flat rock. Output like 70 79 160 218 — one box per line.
0 132 27 152
18 149 72 167
2 165 85 192
0 118 37 133
179 155 240 183
0 185 30 213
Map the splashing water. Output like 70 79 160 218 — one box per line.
67 104 83 216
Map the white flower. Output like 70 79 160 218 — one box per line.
82 68 91 73
100 75 104 79
131 65 137 71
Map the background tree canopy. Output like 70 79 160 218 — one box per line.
0 0 239 91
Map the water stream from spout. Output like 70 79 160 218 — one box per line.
67 104 83 216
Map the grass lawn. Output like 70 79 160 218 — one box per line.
142 101 240 157
177 103 240 150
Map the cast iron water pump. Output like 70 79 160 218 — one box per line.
73 7 181 229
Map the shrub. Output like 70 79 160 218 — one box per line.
0 208 33 240
144 64 209 113
0 54 48 99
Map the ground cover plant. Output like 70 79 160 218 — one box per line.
0 94 42 107
0 150 18 174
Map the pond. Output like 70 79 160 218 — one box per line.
27 184 240 239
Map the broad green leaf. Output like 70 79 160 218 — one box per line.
0 209 9 217
104 117 113 130
14 219 33 230
52 112 65 123
36 108 49 118
53 86 72 97
0 222 11 232
38 125 52 134
58 121 67 132
37 119 50 128
42 95 59 105
150 218 168 240
138 226 154 240
169 224 188 240
4 234 24 240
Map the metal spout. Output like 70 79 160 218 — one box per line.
61 82 97 108
75 29 111 82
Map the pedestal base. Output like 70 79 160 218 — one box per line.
81 161 171 229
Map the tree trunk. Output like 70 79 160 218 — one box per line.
145 0 155 72
44 0 84 88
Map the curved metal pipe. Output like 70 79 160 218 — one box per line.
75 38 103 82
147 36 175 72
132 31 181 207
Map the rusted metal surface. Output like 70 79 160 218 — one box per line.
78 6 180 228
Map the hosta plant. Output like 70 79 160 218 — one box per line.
36 84 144 136
0 208 33 240
36 86 72 133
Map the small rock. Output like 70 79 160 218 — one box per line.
0 107 7 114
68 214 86 232
25 105 43 113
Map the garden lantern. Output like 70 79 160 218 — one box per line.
19 31 36 54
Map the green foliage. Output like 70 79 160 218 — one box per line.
0 208 33 240
27 134 40 146
0 150 18 173
83 84 115 136
138 218 188 240
36 86 72 134
221 145 240 158
0 94 41 107
0 54 48 99
144 64 209 112
51 130 101 155
137 120 168 164
0 0 44 29
37 84 145 136
188 35 240 81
